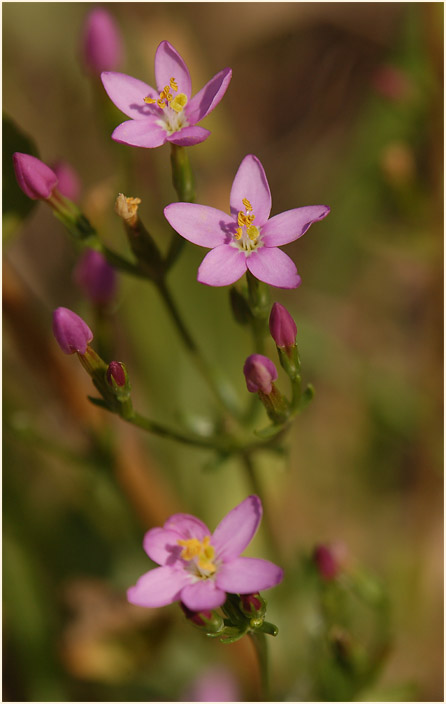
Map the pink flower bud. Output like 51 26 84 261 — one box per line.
51 160 81 201
269 302 297 348
313 542 348 581
240 592 263 612
13 152 58 200
82 7 123 75
180 603 213 626
52 307 93 355
243 354 278 394
74 249 117 305
106 361 126 387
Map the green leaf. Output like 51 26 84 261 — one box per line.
2 114 39 240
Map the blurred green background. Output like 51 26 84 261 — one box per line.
3 2 443 702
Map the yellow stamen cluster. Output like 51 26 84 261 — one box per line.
178 535 217 574
235 198 258 241
144 77 187 113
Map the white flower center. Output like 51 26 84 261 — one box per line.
231 198 263 255
144 77 189 135
177 536 217 580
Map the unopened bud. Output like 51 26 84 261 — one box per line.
313 542 348 581
269 302 297 348
243 354 277 395
74 249 117 305
52 307 93 355
180 603 224 633
106 361 126 387
51 160 82 201
13 152 58 201
82 7 123 75
239 593 266 627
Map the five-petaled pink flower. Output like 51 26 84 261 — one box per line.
101 40 232 148
164 155 330 288
127 495 283 611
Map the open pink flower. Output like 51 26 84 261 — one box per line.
127 495 283 611
164 155 330 288
101 40 232 148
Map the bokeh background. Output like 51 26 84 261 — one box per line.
3 2 443 702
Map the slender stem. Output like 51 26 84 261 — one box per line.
240 453 281 559
155 278 242 418
249 631 270 701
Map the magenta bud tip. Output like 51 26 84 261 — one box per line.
269 302 297 348
106 361 126 387
82 7 123 75
13 152 58 200
52 307 93 355
313 542 348 580
243 354 278 394
74 249 117 305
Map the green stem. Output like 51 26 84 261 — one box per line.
240 453 281 559
155 278 242 418
246 271 270 355
249 631 270 701
165 144 195 269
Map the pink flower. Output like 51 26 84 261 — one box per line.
127 495 283 611
52 307 93 355
82 6 123 75
164 155 330 288
101 40 232 148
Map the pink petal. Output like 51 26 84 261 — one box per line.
247 247 301 289
261 205 330 246
198 245 247 287
167 126 211 146
163 513 211 540
143 527 185 566
212 495 262 561
155 41 191 98
127 566 190 608
216 557 284 593
180 580 227 610
186 68 232 124
164 203 233 248
111 118 167 148
101 71 158 120
230 155 271 226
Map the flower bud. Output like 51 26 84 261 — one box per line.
180 603 224 634
243 354 278 394
106 361 131 407
269 302 297 348
74 249 117 305
13 152 58 200
239 592 265 616
106 361 126 387
52 307 93 355
81 7 123 75
51 160 81 201
313 542 348 581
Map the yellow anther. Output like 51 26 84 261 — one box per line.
170 77 178 91
247 225 259 241
238 211 248 227
246 214 255 225
235 227 242 240
178 538 202 560
144 96 157 104
170 93 188 113
177 535 216 574
242 198 253 212
157 98 166 109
